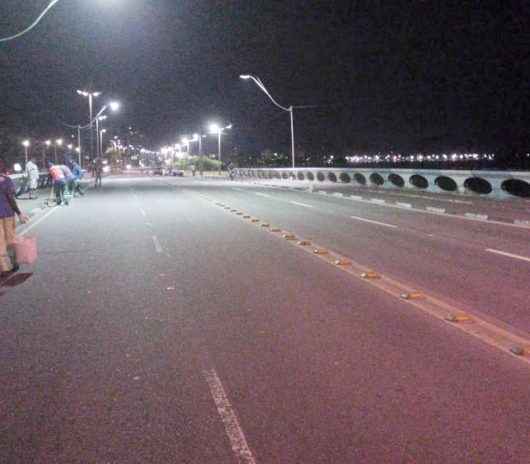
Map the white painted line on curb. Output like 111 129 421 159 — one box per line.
350 215 397 229
152 235 163 253
370 198 386 204
514 219 530 226
465 212 488 220
139 208 146 217
19 207 59 236
426 206 446 214
396 202 412 208
290 201 313 208
203 369 257 464
486 248 530 263
254 192 273 199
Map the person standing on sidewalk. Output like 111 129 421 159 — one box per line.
25 157 40 199
0 158 29 277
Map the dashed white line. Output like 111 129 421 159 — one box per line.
254 192 273 199
350 215 397 229
19 207 59 236
485 248 530 263
203 368 257 464
152 235 163 253
289 200 313 208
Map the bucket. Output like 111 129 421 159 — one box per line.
13 236 38 265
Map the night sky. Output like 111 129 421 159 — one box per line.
1 0 528 157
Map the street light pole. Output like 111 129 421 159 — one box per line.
208 123 232 174
77 90 101 160
77 126 82 167
22 140 30 164
240 74 296 168
100 129 107 156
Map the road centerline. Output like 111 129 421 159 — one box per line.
485 248 530 263
289 200 313 208
350 215 397 229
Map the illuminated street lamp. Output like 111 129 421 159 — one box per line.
208 123 232 172
54 138 63 163
240 74 296 168
22 140 30 163
94 101 120 157
181 137 191 154
77 89 101 159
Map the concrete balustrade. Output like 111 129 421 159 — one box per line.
233 168 530 199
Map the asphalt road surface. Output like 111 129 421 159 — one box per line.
2 176 529 463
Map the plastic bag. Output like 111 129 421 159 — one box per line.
13 236 38 265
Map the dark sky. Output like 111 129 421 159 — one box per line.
1 0 528 155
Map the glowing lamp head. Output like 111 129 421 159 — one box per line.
45 140 51 146
22 140 30 148
56 139 63 146
109 101 120 112
239 75 251 80
209 123 220 134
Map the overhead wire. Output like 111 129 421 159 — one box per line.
0 0 61 43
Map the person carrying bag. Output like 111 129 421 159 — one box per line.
0 158 29 278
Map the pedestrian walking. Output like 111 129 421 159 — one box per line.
48 162 67 205
0 158 29 278
67 160 85 196
25 157 40 199
93 157 103 188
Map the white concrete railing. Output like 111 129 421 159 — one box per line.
233 168 530 199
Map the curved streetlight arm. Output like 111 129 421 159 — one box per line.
0 0 61 43
242 75 290 112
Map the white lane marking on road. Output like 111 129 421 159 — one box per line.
486 248 530 263
19 207 59 236
254 192 273 199
290 201 313 208
307 190 530 230
232 187 246 192
350 215 397 229
139 208 146 217
152 235 163 253
203 369 257 464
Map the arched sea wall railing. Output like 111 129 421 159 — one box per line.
233 168 530 199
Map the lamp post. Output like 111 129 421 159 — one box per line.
54 138 63 163
208 123 232 173
43 140 51 167
93 101 120 158
77 89 101 160
95 115 107 157
100 129 107 156
240 74 295 168
22 140 30 164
